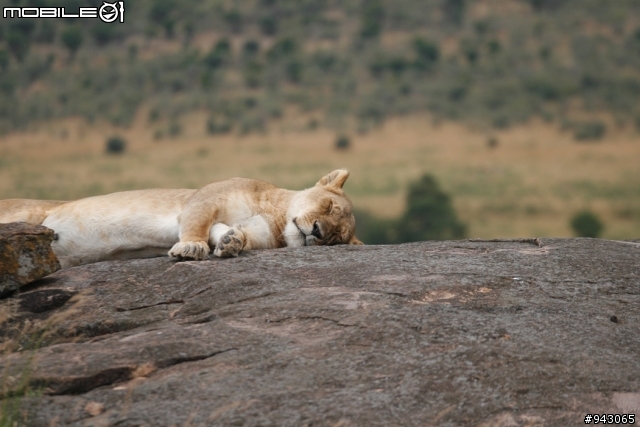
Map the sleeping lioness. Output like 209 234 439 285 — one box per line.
0 169 362 268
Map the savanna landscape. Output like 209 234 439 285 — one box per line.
0 0 639 241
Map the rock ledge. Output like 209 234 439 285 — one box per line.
1 238 639 426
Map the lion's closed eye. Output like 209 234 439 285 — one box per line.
324 199 333 214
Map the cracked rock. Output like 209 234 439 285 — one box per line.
1 238 639 426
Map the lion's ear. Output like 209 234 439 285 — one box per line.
317 169 350 190
349 235 364 245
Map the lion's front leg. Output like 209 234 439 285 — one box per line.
211 215 278 258
213 227 246 258
168 240 210 260
168 205 217 260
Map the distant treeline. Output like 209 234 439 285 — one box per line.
1 0 640 134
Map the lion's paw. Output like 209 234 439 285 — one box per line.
168 241 210 260
213 229 244 258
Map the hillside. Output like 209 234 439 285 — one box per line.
2 0 640 133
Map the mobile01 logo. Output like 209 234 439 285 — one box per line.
3 1 124 23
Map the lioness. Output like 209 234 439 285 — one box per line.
0 169 362 268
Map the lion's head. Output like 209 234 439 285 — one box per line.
284 169 363 247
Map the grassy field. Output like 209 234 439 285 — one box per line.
1 110 639 240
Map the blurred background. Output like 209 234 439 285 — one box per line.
0 0 639 242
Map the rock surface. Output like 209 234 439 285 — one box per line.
0 222 60 297
1 238 639 426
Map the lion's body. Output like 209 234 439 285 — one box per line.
0 170 361 268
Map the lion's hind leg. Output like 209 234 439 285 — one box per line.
0 199 67 225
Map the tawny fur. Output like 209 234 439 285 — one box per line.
0 170 362 268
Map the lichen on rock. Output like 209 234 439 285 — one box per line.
0 223 60 297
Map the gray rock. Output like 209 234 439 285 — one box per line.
1 238 639 426
0 223 60 297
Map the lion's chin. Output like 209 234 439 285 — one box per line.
283 221 306 247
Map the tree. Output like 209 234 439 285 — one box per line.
0 49 10 71
360 0 384 39
6 31 29 62
105 136 127 154
413 37 440 71
61 26 83 60
397 174 466 241
443 0 465 25
149 0 177 38
570 211 604 238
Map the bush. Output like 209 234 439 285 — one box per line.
92 23 117 46
443 0 465 25
267 37 297 62
412 37 439 70
149 0 177 37
573 121 606 141
0 49 9 71
204 39 232 69
243 40 260 56
397 174 466 241
61 26 83 59
360 0 384 38
6 30 29 62
260 15 278 36
105 136 127 154
223 10 243 34
206 117 232 135
243 60 263 88
335 135 351 150
570 211 604 238
168 121 182 137
286 60 303 83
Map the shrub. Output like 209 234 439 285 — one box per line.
570 211 604 238
267 37 297 62
105 136 127 154
528 0 565 11
443 0 465 25
460 38 478 64
360 0 384 38
573 121 606 141
206 117 232 135
412 37 440 70
313 51 337 71
449 85 467 101
92 23 117 46
335 135 351 150
168 121 182 137
243 60 263 88
396 174 466 241
0 49 9 71
204 39 232 69
243 40 260 56
6 30 29 62
61 26 83 60
149 0 177 37
260 15 278 36
223 10 243 34
286 60 303 83
487 39 501 55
